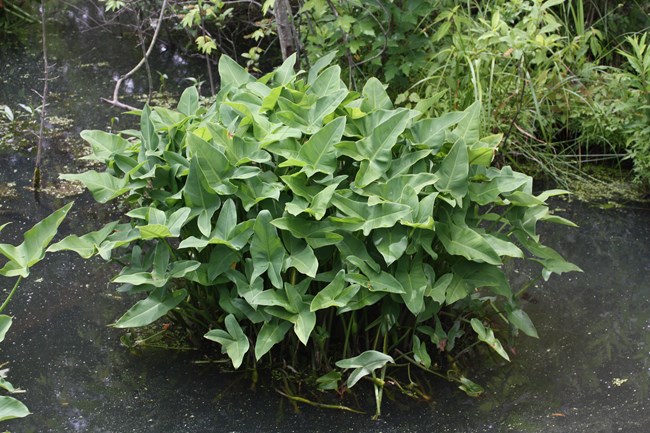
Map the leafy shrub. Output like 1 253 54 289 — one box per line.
53 54 580 414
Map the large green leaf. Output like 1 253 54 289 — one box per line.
335 350 394 388
337 109 411 187
255 319 292 360
396 256 428 315
80 130 131 162
204 314 250 369
250 210 285 288
294 305 316 346
373 227 408 266
435 139 469 202
0 396 30 421
308 64 344 96
178 86 199 116
187 133 237 195
361 77 393 112
451 101 481 144
47 221 118 259
183 158 221 237
281 116 346 177
113 288 188 328
471 318 510 361
271 217 343 249
60 171 130 203
0 315 12 343
310 270 360 311
445 274 470 304
140 104 159 152
219 55 255 89
0 202 72 278
437 222 501 265
508 309 539 338
410 111 466 152
331 193 411 236
285 244 319 278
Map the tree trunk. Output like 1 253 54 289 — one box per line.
274 0 297 61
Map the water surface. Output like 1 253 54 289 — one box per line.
1 4 649 432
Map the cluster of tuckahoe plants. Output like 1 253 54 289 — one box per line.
47 54 580 416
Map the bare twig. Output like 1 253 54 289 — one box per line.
103 0 168 109
33 0 48 191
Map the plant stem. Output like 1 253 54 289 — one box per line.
0 276 23 314
275 388 364 413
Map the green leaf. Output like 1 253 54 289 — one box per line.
428 273 452 304
60 171 130 203
285 244 319 278
113 288 188 328
294 306 316 345
470 318 510 361
204 314 250 369
290 116 346 177
80 130 131 162
452 261 511 298
410 111 466 152
331 193 411 236
140 104 159 152
437 222 501 265
316 370 342 391
47 221 118 259
178 86 199 116
250 210 286 288
445 274 469 304
337 109 411 187
0 202 72 278
412 335 431 368
451 101 481 144
187 133 237 195
310 270 359 311
373 227 408 266
397 256 428 315
308 65 343 96
361 77 393 112
219 55 255 89
271 216 343 249
307 51 338 84
183 158 221 237
273 53 297 85
508 309 538 338
436 140 469 202
0 396 30 421
458 376 484 397
255 319 292 360
0 315 12 343
335 350 394 388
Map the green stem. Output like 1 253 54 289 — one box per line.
0 276 23 314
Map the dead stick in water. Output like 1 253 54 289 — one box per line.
33 0 48 191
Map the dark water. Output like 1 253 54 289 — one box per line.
1 3 650 432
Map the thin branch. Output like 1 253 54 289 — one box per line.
103 0 168 109
33 0 49 191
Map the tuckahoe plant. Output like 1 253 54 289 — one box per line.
52 54 580 416
0 203 73 423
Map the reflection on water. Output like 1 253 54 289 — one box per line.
2 3 650 432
